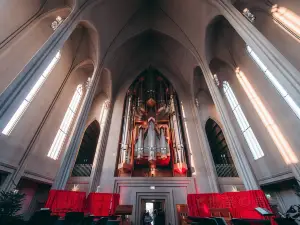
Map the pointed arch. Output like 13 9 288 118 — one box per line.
71 120 100 177
205 118 238 177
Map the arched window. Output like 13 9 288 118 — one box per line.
223 81 264 160
71 120 100 177
246 45 300 119
2 51 61 135
271 5 300 41
235 68 298 164
205 119 238 177
47 84 83 160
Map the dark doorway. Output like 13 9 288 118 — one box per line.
141 199 166 225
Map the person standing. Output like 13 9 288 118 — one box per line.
154 209 165 225
144 212 153 225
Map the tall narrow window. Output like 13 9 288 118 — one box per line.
235 68 298 164
271 5 300 40
246 46 300 119
223 81 264 160
47 84 83 160
2 52 61 135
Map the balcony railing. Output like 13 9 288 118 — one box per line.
71 164 92 177
215 164 238 177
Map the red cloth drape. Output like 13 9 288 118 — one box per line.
226 190 272 219
188 193 225 217
187 190 273 220
45 190 86 216
86 193 120 216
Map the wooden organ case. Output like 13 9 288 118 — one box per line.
116 68 189 177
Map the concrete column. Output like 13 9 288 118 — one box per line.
0 9 80 130
51 67 101 190
178 97 218 193
201 61 259 190
211 0 300 184
89 101 112 193
194 100 220 193
211 0 300 104
0 12 86 191
98 95 125 193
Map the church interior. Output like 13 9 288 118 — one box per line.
0 0 300 224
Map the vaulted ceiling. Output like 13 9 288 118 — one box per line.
77 0 221 98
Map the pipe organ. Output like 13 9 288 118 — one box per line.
117 69 188 177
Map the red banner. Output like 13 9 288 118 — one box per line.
187 190 272 219
86 193 120 216
45 190 86 217
45 191 120 217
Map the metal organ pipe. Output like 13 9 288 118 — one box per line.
136 127 144 159
170 93 185 165
158 79 166 108
137 79 145 111
119 93 133 166
159 127 168 159
118 69 187 176
147 119 157 162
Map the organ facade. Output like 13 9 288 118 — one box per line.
117 69 188 177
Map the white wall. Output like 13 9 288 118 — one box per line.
253 0 300 72
0 5 71 95
114 177 195 225
0 25 93 183
209 18 300 185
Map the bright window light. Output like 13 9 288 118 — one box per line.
246 46 300 120
235 68 298 164
223 81 264 160
271 5 300 41
2 52 61 135
47 84 83 160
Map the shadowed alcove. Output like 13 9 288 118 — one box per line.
72 120 100 177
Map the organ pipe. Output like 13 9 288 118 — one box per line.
118 68 188 176
159 127 168 159
147 119 157 163
119 93 133 167
136 127 144 159
170 92 185 165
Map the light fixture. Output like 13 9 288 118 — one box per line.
150 186 155 190
265 194 272 199
212 74 220 86
243 8 256 23
51 16 64 31
72 184 80 192
232 186 238 192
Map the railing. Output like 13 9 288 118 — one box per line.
215 164 239 177
71 164 92 177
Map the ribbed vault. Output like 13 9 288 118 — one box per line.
81 0 221 99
